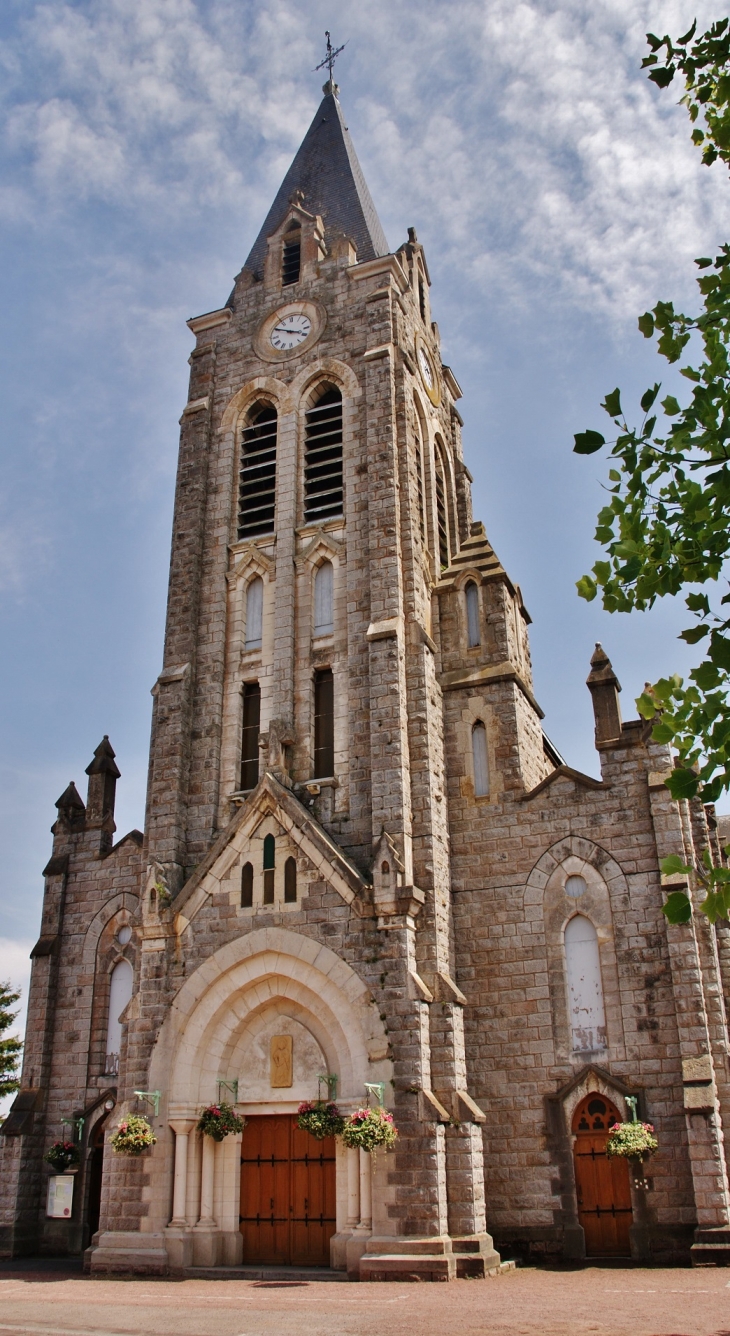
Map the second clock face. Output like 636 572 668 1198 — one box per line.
418 345 434 390
270 313 312 351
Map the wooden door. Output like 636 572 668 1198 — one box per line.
240 1114 336 1266
572 1094 633 1257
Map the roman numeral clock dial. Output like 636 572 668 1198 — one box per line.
270 313 312 351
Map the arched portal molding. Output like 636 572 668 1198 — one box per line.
219 376 291 434
152 927 389 1116
289 357 360 404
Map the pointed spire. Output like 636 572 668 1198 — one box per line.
55 782 85 814
85 735 121 779
586 643 622 745
243 89 389 280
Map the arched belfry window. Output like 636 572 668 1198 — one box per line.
304 387 343 524
263 833 275 905
414 428 426 543
564 915 607 1053
282 222 301 286
314 561 334 636
434 444 450 570
245 577 263 649
472 721 489 797
465 581 480 647
238 403 277 541
105 958 133 1073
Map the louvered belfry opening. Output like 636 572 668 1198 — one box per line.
304 388 343 524
282 224 301 286
435 447 450 570
238 403 277 541
240 682 261 791
313 668 334 778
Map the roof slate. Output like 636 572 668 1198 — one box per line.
243 89 389 278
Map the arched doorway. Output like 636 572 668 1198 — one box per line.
86 1120 106 1245
572 1093 632 1256
240 1115 336 1266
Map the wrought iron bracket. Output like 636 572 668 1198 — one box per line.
217 1079 239 1103
364 1082 385 1107
134 1090 161 1117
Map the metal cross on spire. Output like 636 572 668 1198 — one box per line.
315 30 346 88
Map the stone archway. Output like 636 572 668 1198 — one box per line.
144 927 390 1271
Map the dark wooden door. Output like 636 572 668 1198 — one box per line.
573 1094 632 1257
240 1114 336 1266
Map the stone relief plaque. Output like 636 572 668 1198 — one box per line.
270 1034 293 1087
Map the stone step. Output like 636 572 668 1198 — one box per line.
184 1264 347 1282
359 1253 456 1282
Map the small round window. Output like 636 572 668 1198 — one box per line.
565 875 587 899
116 925 132 946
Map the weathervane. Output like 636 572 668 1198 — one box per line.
315 30 346 88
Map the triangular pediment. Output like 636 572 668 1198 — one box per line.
174 772 368 925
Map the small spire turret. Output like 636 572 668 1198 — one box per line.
587 643 622 745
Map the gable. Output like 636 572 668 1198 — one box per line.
175 772 368 928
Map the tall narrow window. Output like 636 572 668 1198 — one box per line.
314 668 334 778
282 223 301 286
465 581 480 647
245 577 263 649
105 959 133 1073
472 722 489 797
304 388 343 524
314 561 334 636
241 862 253 908
284 856 297 903
564 915 607 1053
434 446 450 570
415 432 426 543
238 403 277 540
240 682 261 790
263 833 275 904
419 275 427 322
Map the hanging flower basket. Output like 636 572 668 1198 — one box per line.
341 1107 398 1155
197 1102 245 1141
44 1141 80 1173
297 1101 345 1140
606 1120 658 1160
110 1115 157 1156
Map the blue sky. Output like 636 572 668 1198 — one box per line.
1 0 728 1066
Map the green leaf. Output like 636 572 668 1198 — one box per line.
680 624 709 644
699 890 730 924
677 20 696 44
640 383 661 412
608 469 621 482
661 854 690 876
602 388 622 418
661 395 681 415
651 722 676 743
686 593 710 614
662 891 691 924
636 691 657 719
576 575 597 602
573 430 606 455
638 312 655 338
649 66 675 88
665 767 700 800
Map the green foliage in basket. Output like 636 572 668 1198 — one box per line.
606 1120 658 1160
297 1100 345 1140
44 1140 80 1172
341 1106 398 1154
197 1102 245 1141
110 1114 157 1156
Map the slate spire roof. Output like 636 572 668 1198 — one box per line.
243 84 389 279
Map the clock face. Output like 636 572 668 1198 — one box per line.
418 345 434 390
270 313 312 351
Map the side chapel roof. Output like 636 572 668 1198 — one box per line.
243 86 389 280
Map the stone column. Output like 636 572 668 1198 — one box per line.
347 1146 360 1228
198 1135 216 1226
359 1149 372 1230
169 1119 195 1226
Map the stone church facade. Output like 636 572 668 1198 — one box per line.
3 78 730 1277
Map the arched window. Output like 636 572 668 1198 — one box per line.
414 429 426 543
105 959 133 1072
240 682 261 790
465 581 480 647
418 274 427 322
284 856 297 903
282 222 301 286
238 403 277 540
314 561 334 636
245 577 263 649
472 722 489 797
304 387 343 523
434 444 450 570
564 915 607 1053
241 862 253 908
263 834 275 905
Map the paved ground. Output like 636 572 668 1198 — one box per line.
0 1263 728 1336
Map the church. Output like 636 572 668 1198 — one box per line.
3 68 730 1279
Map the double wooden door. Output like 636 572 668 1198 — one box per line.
239 1114 336 1267
572 1094 633 1256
